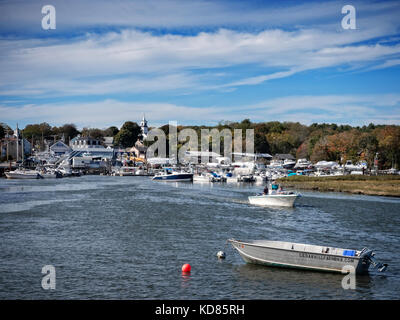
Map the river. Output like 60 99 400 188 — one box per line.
0 176 399 299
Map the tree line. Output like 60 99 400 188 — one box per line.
0 122 142 150
1 120 399 169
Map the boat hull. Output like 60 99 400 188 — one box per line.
152 173 193 182
229 239 371 274
248 194 298 207
5 172 40 179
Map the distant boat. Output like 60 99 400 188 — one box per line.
314 161 339 170
5 169 41 179
152 169 193 182
282 159 296 169
267 159 283 169
343 160 367 171
294 158 311 169
193 173 212 183
39 170 62 179
228 239 388 274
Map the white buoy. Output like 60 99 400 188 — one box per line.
217 251 226 259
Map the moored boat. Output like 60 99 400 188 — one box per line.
228 239 388 274
5 169 41 179
152 169 193 182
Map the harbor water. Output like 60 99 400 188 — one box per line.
0 176 399 299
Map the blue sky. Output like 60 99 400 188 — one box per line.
0 0 400 129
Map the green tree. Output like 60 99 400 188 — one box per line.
23 122 53 139
103 126 119 137
53 123 79 142
114 121 142 148
81 127 104 140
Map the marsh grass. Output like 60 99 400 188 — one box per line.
278 175 400 197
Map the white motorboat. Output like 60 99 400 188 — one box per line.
282 159 296 169
5 169 41 179
39 170 61 178
267 159 283 169
314 161 340 170
228 239 388 274
249 182 300 207
294 158 312 169
343 160 367 171
118 166 136 176
248 193 299 207
193 172 213 182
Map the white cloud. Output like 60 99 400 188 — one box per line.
1 26 400 97
1 94 399 128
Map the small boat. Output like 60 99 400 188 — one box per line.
210 172 227 182
152 169 193 182
228 239 388 274
118 166 136 176
248 193 299 207
5 169 41 179
249 182 300 207
193 173 213 183
40 171 61 178
237 174 256 182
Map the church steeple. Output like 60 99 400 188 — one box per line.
140 114 148 139
14 123 20 138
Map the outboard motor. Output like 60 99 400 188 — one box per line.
360 248 388 272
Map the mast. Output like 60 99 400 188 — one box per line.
21 132 24 162
16 123 19 162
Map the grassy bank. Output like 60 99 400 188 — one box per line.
277 175 400 197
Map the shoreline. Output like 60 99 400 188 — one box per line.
277 175 400 198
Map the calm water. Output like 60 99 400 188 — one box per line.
0 176 399 299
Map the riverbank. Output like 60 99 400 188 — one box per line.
277 175 400 197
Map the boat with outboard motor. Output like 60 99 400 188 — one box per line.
248 182 300 207
228 238 388 274
248 193 299 207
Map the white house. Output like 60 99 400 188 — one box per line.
49 140 72 156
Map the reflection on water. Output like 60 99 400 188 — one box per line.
0 176 399 299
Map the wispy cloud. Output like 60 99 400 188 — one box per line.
1 94 399 128
1 27 400 97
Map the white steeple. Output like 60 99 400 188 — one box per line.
140 114 148 139
13 123 20 138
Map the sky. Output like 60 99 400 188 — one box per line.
0 0 400 129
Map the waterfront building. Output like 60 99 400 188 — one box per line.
129 140 148 160
69 135 114 159
103 137 114 148
49 140 72 156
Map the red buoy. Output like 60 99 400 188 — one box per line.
182 263 191 273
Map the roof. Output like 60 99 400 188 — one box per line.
50 140 71 150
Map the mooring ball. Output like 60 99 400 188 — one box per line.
181 263 191 273
217 251 226 259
